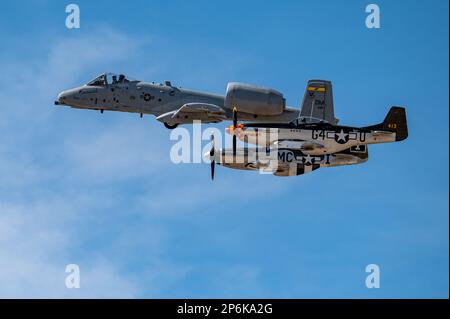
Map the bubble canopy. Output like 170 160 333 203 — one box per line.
86 73 133 86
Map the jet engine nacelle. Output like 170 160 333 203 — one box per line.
225 82 285 116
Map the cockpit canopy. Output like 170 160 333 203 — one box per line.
86 73 132 86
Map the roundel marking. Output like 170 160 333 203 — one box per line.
143 93 152 102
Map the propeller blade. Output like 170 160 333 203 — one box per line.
210 134 215 157
210 134 215 180
232 107 237 156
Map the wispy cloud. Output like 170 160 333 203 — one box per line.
0 27 169 298
0 25 265 297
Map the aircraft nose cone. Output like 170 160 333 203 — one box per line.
55 89 77 106
55 91 66 105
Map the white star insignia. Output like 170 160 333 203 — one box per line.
336 129 348 142
304 154 314 164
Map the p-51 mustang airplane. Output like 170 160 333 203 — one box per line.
205 81 408 178
205 135 370 178
55 73 304 129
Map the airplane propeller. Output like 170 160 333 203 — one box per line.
232 107 238 156
210 134 215 180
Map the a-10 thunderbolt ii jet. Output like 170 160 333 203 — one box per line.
205 80 408 178
55 73 304 129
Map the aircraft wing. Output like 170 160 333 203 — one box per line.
156 103 227 125
298 80 339 124
273 163 320 176
243 151 320 176
273 140 325 152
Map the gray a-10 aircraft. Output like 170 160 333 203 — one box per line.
55 73 307 129
205 80 408 178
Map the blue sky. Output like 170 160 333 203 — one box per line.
0 0 448 298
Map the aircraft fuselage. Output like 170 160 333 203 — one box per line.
55 74 300 127
56 81 223 116
207 146 368 176
232 122 397 155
